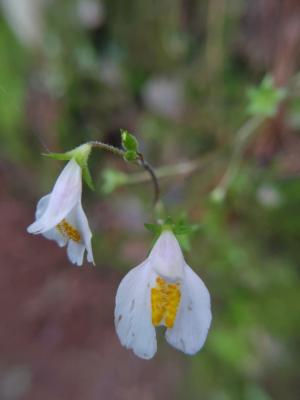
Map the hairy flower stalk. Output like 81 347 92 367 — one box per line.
27 158 94 266
115 230 211 359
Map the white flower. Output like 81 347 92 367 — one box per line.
27 159 94 266
115 230 211 359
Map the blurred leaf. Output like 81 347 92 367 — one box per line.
101 168 128 194
247 75 286 117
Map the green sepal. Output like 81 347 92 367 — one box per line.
43 152 71 161
124 150 138 162
173 221 199 236
144 223 162 236
145 216 200 252
144 223 163 253
69 144 94 190
43 143 95 190
121 129 139 152
68 143 92 167
82 166 95 191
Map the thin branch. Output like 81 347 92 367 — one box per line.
89 141 125 158
137 152 160 205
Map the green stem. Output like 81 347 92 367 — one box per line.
136 152 160 205
89 141 125 158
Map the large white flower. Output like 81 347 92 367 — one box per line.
115 230 211 359
27 158 94 266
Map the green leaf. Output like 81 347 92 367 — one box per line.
247 75 286 118
121 130 139 152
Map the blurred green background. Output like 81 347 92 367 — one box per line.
0 1 300 399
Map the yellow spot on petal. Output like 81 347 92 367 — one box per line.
151 277 181 329
56 219 81 242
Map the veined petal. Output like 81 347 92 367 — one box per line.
148 230 185 282
115 260 157 360
27 159 82 234
165 264 211 355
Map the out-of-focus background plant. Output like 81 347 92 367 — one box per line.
0 1 300 399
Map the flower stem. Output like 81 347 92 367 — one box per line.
89 140 161 205
89 141 125 158
136 152 160 205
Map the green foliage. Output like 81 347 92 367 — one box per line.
247 75 286 117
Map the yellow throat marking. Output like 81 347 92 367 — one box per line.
56 219 81 242
151 276 181 329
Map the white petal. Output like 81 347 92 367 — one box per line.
165 264 211 355
27 159 82 233
34 194 50 220
148 230 185 281
67 240 85 266
42 227 67 247
29 194 67 247
74 202 94 265
62 202 94 265
115 260 157 359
